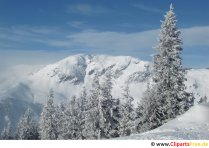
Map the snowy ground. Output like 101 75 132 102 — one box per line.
118 103 209 140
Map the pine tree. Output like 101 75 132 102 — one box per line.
56 103 66 139
39 90 60 140
146 4 194 129
1 121 13 140
100 72 121 138
92 74 106 139
135 83 159 132
85 74 106 139
16 108 39 140
60 101 72 139
100 72 113 138
68 96 79 139
60 96 81 139
119 85 135 136
84 91 99 139
76 87 88 139
109 98 122 138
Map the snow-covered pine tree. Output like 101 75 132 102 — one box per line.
135 102 146 133
56 103 66 139
68 96 79 139
59 101 72 139
119 85 135 136
135 82 159 132
150 4 194 128
1 120 13 140
109 98 122 138
39 89 60 140
100 72 121 138
93 74 105 139
85 74 106 139
83 92 98 139
82 73 121 139
60 95 81 139
16 108 39 140
76 87 88 139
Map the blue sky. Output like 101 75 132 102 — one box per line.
0 0 209 69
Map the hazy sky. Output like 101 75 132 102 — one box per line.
0 0 209 69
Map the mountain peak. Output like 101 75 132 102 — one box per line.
24 54 149 104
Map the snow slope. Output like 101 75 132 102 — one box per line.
186 69 209 103
118 103 209 140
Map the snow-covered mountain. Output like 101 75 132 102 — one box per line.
26 54 150 104
0 54 150 132
0 54 209 133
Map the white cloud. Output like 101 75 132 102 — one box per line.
66 4 111 15
68 21 85 29
182 26 209 46
0 26 67 49
0 25 209 82
44 26 209 51
0 50 71 69
0 25 209 52
132 3 164 13
0 64 42 93
65 29 159 51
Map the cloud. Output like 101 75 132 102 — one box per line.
0 25 209 75
65 29 158 51
132 3 164 13
182 26 209 46
0 64 42 93
1 25 209 51
1 25 209 55
44 26 209 51
66 4 111 15
0 25 158 53
0 49 77 81
0 26 67 50
67 21 85 29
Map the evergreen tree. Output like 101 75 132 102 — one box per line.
84 73 121 139
109 98 122 138
39 89 60 140
61 96 81 139
135 83 159 132
100 72 121 138
68 96 79 139
143 4 194 130
16 108 39 140
85 74 106 139
1 121 13 140
60 101 73 139
76 87 89 139
119 85 135 136
92 74 106 139
56 103 66 139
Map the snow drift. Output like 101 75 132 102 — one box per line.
118 103 209 140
